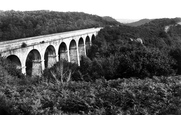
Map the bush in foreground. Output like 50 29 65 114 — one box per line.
0 75 181 115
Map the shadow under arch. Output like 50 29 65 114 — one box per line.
85 36 91 54
7 55 21 69
44 45 56 68
69 39 77 63
78 37 85 59
91 34 96 44
58 42 68 61
26 49 41 76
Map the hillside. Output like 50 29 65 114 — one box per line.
126 19 151 26
1 16 181 115
116 19 137 23
85 18 181 79
0 10 120 41
102 16 120 23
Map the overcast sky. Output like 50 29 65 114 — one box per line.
0 0 180 20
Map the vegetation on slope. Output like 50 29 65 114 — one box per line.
126 18 151 26
74 18 181 80
0 57 181 115
1 18 181 114
102 16 119 23
0 10 120 41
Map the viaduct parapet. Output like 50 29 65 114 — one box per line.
0 27 101 76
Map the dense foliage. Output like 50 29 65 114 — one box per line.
0 57 181 115
76 18 181 80
0 10 120 41
1 70 181 114
1 17 181 114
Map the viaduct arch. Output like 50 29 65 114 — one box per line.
58 42 68 61
0 28 101 76
7 55 21 69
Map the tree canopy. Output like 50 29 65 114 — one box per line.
78 18 181 79
0 10 120 41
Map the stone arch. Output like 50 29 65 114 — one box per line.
58 42 68 61
44 45 56 68
69 39 77 63
85 36 91 54
91 34 96 44
78 37 85 59
7 55 21 69
26 49 41 76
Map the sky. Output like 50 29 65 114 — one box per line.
0 0 181 20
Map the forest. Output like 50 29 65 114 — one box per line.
0 10 119 41
1 10 181 115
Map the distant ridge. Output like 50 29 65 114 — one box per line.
126 19 151 26
116 19 138 23
103 16 120 23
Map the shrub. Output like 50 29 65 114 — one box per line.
0 75 181 115
43 60 79 84
21 42 27 48
117 47 176 78
0 57 24 86
0 57 23 78
169 47 181 74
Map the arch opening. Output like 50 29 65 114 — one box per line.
26 49 41 76
69 40 77 63
91 34 96 44
78 37 85 59
7 55 21 69
58 42 68 61
85 36 91 54
44 45 56 68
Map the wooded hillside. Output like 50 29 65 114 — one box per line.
82 18 181 79
0 10 120 41
1 17 181 115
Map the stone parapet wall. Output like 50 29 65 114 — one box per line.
0 28 101 53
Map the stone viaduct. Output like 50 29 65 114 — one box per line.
0 28 101 76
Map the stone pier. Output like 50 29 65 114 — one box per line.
70 47 78 63
47 55 57 68
32 60 42 77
